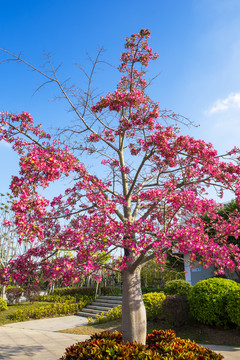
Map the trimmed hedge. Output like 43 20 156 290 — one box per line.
189 278 240 326
9 296 92 321
226 289 240 327
54 287 96 297
164 279 192 297
10 302 81 321
142 287 164 294
38 294 92 303
143 292 166 320
54 286 121 297
60 330 223 359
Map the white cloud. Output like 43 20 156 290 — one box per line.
209 92 240 113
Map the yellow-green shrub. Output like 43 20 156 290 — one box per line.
0 297 7 311
9 297 90 321
143 291 166 320
189 278 240 326
10 302 80 321
88 305 122 324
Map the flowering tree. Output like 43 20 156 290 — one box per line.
1 29 240 343
201 200 240 282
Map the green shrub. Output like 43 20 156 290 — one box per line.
9 297 91 321
142 287 164 294
189 278 240 326
9 302 80 321
100 286 122 296
143 292 166 320
161 295 189 327
60 330 223 359
226 288 240 327
88 305 122 324
0 297 7 311
164 279 192 297
54 286 121 297
54 287 96 297
38 294 93 304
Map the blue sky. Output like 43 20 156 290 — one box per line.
1 0 240 202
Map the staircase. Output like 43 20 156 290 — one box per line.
76 296 122 319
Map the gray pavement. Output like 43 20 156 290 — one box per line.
0 316 240 359
1 316 89 360
203 344 240 360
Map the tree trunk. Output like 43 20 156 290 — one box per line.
122 266 146 344
0 285 6 299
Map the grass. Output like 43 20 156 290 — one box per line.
0 301 52 325
58 318 240 347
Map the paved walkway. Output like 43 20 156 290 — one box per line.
0 316 240 359
1 316 89 360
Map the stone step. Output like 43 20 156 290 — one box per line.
94 299 122 305
76 296 122 319
77 311 98 318
86 305 113 311
81 307 106 315
98 296 122 300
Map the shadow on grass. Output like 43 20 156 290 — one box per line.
59 318 240 347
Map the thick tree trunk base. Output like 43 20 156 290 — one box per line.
122 266 146 344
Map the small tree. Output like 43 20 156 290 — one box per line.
24 284 41 303
1 29 240 343
0 193 20 266
0 193 30 297
5 287 22 304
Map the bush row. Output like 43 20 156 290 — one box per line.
54 286 121 297
9 299 89 321
38 294 93 304
60 330 223 360
54 287 96 297
143 278 240 328
87 278 240 328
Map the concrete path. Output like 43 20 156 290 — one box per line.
1 316 89 360
0 316 240 359
204 344 240 360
